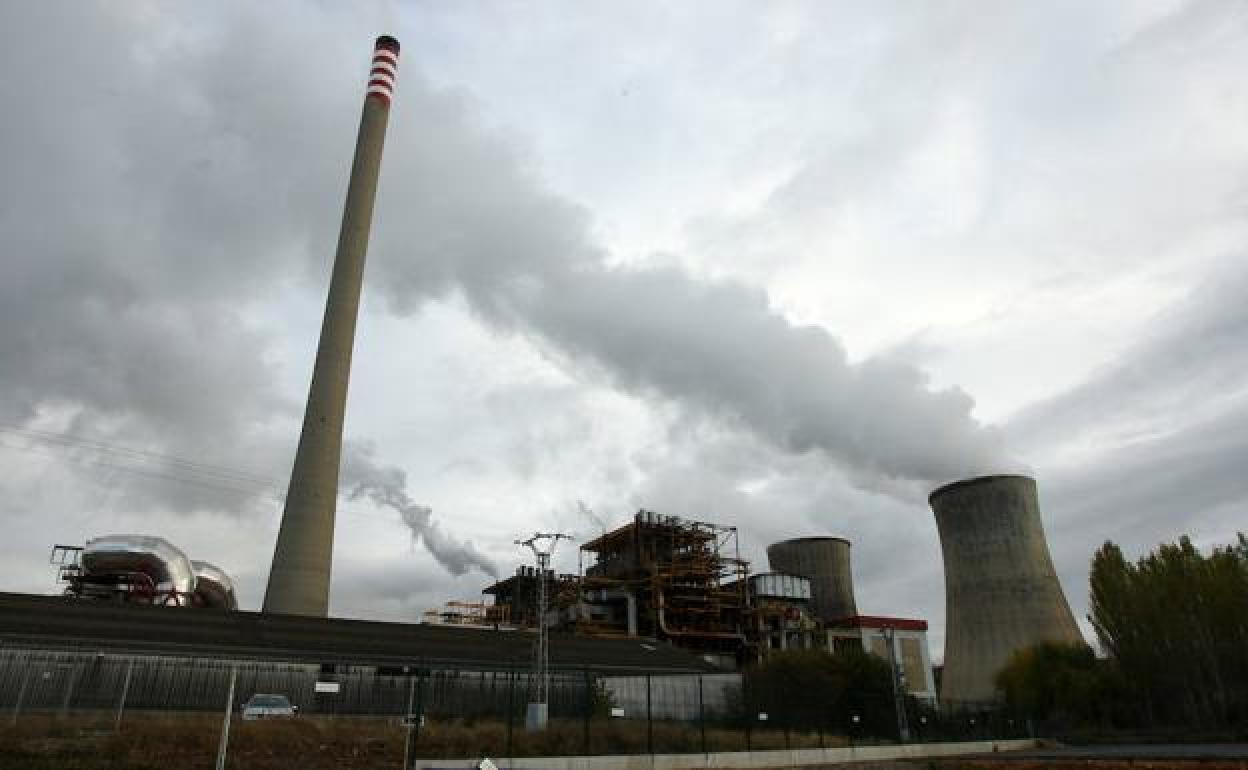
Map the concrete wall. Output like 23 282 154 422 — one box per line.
412 738 1038 769
929 475 1083 705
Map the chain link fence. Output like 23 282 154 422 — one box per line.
0 647 1028 769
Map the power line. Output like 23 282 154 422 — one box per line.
0 428 397 526
0 423 279 487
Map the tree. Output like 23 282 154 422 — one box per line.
994 641 1122 727
1088 533 1248 727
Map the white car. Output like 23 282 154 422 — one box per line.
241 693 298 720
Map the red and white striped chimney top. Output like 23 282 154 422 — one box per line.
366 36 400 107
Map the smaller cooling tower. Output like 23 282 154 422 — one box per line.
766 536 857 622
930 474 1083 705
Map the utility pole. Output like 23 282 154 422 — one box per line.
515 532 572 731
882 626 911 742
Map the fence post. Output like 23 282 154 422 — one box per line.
215 665 238 770
402 670 418 770
698 675 706 755
114 659 134 732
11 668 31 727
59 662 81 720
582 669 591 755
413 669 427 749
744 676 752 752
505 667 515 761
646 673 653 756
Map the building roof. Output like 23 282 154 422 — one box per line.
831 614 929 632
0 592 720 674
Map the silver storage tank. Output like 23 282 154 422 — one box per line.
81 534 197 604
748 572 812 601
191 560 238 610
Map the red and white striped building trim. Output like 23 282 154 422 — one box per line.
366 36 400 106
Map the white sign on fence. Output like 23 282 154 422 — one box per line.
610 707 625 718
314 681 340 694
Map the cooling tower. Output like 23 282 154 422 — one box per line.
263 36 400 616
766 536 857 622
929 474 1083 705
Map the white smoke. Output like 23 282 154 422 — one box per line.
342 443 499 578
367 87 1014 491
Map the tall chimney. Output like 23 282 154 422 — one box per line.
263 36 400 617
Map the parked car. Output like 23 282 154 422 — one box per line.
241 693 298 720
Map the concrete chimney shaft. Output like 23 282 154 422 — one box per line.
263 37 400 616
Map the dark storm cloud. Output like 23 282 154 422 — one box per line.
1 0 1009 543
0 3 359 513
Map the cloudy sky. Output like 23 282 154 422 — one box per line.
2 1 1246 660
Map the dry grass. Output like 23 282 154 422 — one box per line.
0 710 851 768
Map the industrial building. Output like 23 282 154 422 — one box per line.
576 511 751 666
828 615 937 701
420 600 500 628
475 508 937 698
482 566 577 629
930 474 1083 706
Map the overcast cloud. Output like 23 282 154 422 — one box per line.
1 1 1246 658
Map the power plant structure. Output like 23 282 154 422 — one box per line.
473 510 937 698
575 511 752 664
51 535 237 610
765 536 857 623
929 474 1083 705
263 36 401 617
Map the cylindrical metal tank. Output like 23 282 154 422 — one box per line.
766 537 857 622
930 474 1083 705
82 535 196 603
191 560 238 610
748 572 812 601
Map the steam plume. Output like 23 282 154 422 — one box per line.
372 100 1014 490
343 444 499 578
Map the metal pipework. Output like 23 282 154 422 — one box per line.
82 534 197 603
263 36 400 617
929 474 1083 705
191 560 238 610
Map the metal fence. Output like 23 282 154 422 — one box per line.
0 646 1028 769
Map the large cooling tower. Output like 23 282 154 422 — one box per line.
766 536 857 622
930 474 1083 705
263 37 400 616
